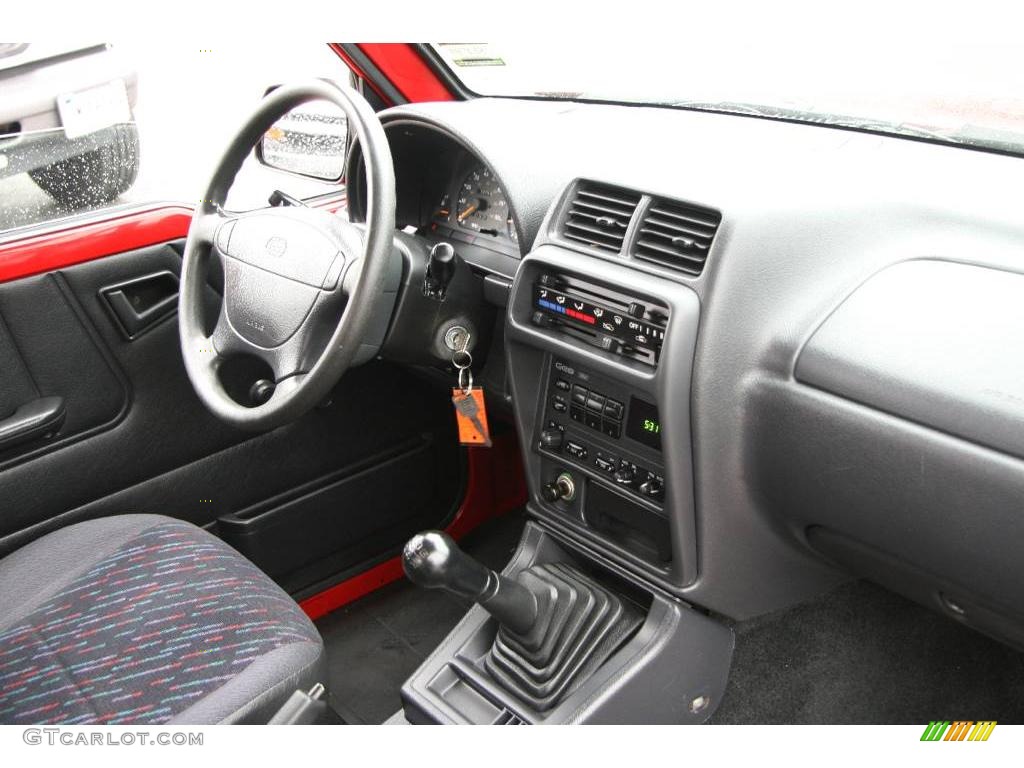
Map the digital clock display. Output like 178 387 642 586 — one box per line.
625 397 663 450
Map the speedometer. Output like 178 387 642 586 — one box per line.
455 165 512 237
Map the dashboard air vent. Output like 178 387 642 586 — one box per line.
632 198 721 276
561 182 641 253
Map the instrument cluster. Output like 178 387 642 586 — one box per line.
426 160 519 256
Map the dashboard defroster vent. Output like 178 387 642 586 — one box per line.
560 182 641 253
632 198 721 276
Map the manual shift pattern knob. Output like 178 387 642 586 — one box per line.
402 531 492 599
402 530 538 635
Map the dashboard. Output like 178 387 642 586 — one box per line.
348 96 1024 650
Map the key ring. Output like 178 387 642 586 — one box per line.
452 331 473 395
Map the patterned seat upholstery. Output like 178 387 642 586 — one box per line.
0 515 324 724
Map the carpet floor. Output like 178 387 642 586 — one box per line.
711 579 1024 724
317 515 1024 724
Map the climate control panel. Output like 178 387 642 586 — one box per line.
531 272 669 367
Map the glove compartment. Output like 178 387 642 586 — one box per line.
756 260 1024 645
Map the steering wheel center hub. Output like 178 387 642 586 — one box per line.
214 208 361 348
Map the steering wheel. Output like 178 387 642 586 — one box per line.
178 80 395 431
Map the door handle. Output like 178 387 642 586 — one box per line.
99 271 179 340
0 396 66 452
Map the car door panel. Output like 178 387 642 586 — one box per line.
0 267 128 468
0 222 464 595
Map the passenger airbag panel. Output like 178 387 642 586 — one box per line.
796 260 1024 460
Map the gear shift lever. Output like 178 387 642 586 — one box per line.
403 529 643 711
402 531 537 635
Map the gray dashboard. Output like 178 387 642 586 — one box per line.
355 96 1024 638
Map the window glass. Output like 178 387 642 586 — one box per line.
0 43 350 234
430 42 1024 158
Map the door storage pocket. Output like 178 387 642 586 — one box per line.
216 435 454 592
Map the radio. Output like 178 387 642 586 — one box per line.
538 359 665 505
531 273 669 366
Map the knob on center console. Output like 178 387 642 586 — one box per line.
639 477 664 498
540 428 563 450
614 467 636 486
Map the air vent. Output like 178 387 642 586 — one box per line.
632 198 721 276
561 182 641 253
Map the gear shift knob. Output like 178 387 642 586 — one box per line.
402 531 491 598
402 531 537 635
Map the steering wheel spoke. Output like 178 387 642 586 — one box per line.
207 302 241 358
207 300 315 384
189 206 234 249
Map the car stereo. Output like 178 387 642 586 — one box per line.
539 359 665 505
531 272 669 366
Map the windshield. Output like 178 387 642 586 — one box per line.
430 43 1024 156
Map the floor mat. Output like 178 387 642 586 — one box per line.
316 509 526 724
711 580 1024 724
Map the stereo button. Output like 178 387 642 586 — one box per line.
601 419 621 439
571 385 588 406
566 441 588 460
603 399 624 420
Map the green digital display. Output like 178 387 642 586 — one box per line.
626 397 663 450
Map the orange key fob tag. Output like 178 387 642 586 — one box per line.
452 387 492 447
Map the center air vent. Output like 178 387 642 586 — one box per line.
560 182 641 253
632 198 721 276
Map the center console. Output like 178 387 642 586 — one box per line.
397 183 734 724
509 249 702 594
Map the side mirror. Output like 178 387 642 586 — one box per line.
256 97 347 182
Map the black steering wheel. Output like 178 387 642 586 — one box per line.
178 80 395 430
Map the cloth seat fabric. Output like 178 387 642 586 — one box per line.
0 514 324 724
